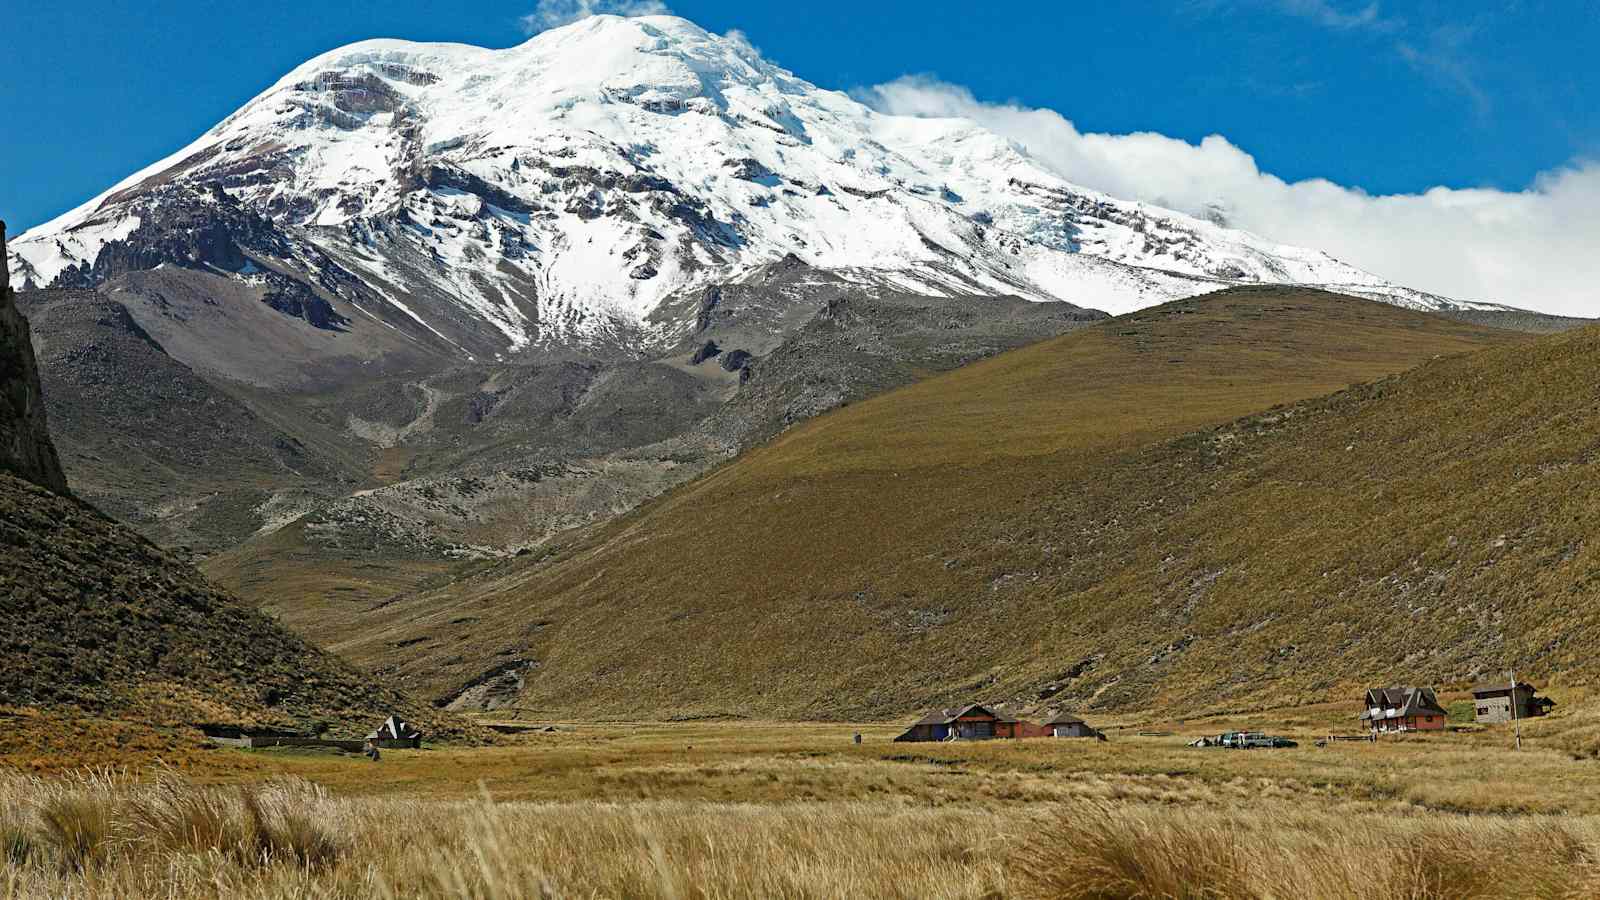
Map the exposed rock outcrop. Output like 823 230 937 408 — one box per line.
0 221 69 493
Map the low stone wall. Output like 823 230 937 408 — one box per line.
203 734 366 751
201 726 422 751
251 736 368 751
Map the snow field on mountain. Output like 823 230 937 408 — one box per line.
8 14 1505 351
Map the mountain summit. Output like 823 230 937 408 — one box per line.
8 15 1501 356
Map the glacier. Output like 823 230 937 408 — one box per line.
6 14 1508 354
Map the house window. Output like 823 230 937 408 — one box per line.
1425 716 1434 723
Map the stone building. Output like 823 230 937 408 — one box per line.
1043 712 1102 738
1471 682 1554 724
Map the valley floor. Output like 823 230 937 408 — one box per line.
9 703 1600 897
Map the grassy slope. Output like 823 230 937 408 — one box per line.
0 472 475 740
329 287 1525 717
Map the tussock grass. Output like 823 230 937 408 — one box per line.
1015 804 1254 899
10 768 1600 898
0 771 1011 899
125 771 343 868
1015 803 1600 900
31 772 117 874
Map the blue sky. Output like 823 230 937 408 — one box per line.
3 1 1598 312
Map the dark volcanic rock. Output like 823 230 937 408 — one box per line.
421 164 539 215
50 196 260 288
720 349 753 372
260 273 350 330
690 339 721 364
0 222 69 494
18 285 360 551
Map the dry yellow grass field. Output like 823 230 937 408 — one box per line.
9 706 1600 898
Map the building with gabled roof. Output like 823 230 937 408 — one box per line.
1471 681 1554 724
893 703 1045 742
1043 711 1102 739
1360 686 1447 734
367 715 423 748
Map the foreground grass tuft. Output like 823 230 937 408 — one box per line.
1014 804 1600 900
32 772 117 874
1014 804 1255 899
9 763 1600 898
0 770 1011 898
121 772 344 869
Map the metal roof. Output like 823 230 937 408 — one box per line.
1361 686 1447 720
1470 681 1538 696
909 703 1014 726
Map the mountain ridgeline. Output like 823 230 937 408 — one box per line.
2 14 1562 590
8 14 1509 363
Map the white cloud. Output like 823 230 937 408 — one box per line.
1396 24 1491 117
1213 3 1499 116
519 0 671 35
862 77 1599 317
1270 0 1397 32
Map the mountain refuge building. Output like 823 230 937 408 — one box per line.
893 704 1050 742
1360 686 1448 733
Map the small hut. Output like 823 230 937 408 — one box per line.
1044 712 1101 739
367 715 423 749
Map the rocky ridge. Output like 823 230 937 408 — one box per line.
0 222 68 493
0 222 472 738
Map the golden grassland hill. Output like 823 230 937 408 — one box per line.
321 287 1527 717
0 471 476 742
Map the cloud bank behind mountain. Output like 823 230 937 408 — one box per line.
864 76 1598 317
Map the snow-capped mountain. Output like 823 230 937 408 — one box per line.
7 14 1505 355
